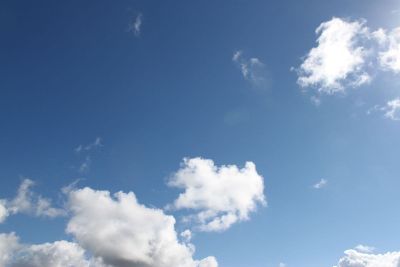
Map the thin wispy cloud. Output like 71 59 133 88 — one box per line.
354 244 375 253
367 98 400 121
233 50 270 88
74 137 103 173
75 137 102 153
313 178 327 189
128 13 143 37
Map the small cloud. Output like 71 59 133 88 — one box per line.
313 178 327 189
310 95 321 106
354 244 375 253
128 13 143 37
180 229 192 243
232 50 270 89
384 98 400 120
367 99 400 121
78 156 91 173
75 137 103 153
279 263 287 267
167 157 266 232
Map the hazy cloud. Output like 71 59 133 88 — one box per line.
313 178 327 189
233 51 269 88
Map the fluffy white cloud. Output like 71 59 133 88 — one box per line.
334 249 400 267
378 28 400 73
11 240 94 267
232 51 269 88
167 157 266 232
0 233 20 267
297 17 371 93
66 187 217 267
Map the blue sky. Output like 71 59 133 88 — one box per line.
1 0 400 266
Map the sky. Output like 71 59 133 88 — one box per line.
1 0 400 266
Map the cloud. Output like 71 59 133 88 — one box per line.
0 179 65 223
367 98 400 121
75 137 103 173
66 187 217 267
384 98 400 120
334 249 400 267
0 184 218 267
79 156 91 173
378 27 400 73
167 157 266 232
313 178 328 189
0 233 20 266
354 245 376 254
75 137 103 153
297 17 371 93
0 200 8 223
11 240 96 267
128 13 143 37
232 51 269 88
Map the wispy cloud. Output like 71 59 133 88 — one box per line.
367 98 400 121
232 50 270 88
0 179 65 223
354 244 375 253
75 137 102 153
313 178 327 189
74 137 103 173
128 13 143 37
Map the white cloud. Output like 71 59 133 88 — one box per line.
378 27 400 73
7 179 65 219
355 245 376 254
313 178 328 189
334 249 400 267
0 233 20 267
129 14 143 37
384 98 400 120
0 200 8 223
180 230 192 243
66 187 217 267
12 240 95 267
297 17 371 93
232 51 269 88
167 157 266 232
0 179 65 223
79 156 91 173
75 137 103 153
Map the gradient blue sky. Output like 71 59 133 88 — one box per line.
1 0 400 266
